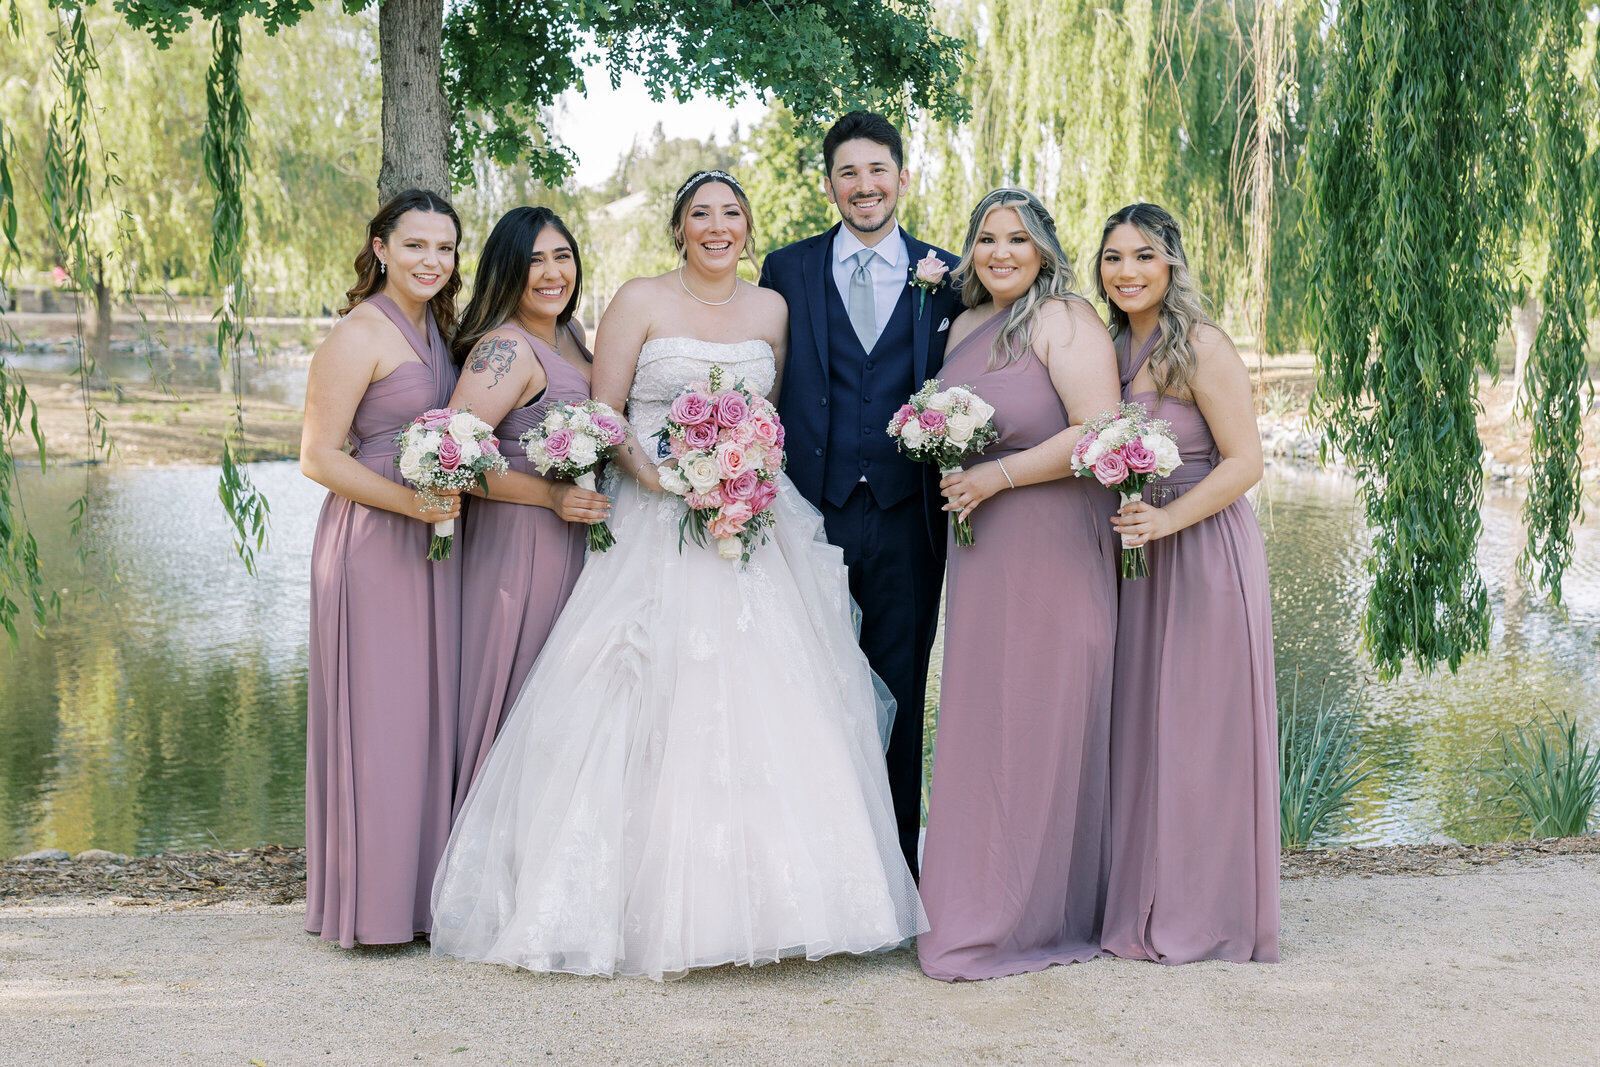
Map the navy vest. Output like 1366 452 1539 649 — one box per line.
822 272 919 508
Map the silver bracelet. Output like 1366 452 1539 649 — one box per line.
996 458 1016 489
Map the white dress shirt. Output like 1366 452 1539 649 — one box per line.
831 223 909 348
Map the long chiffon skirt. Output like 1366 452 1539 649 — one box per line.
1101 488 1280 964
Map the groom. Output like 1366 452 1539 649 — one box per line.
760 112 963 877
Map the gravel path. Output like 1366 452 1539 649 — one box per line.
2 852 1596 1066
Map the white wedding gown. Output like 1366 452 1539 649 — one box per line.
430 337 926 980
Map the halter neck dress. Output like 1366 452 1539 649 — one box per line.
305 292 462 947
453 321 592 814
1101 327 1280 964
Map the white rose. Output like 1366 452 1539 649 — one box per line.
945 412 978 446
967 397 996 425
658 464 691 496
744 444 767 471
399 447 425 483
900 419 927 449
541 409 564 434
456 435 482 464
716 536 743 560
569 409 594 434
568 433 598 468
683 454 721 493
447 411 481 441
1144 434 1181 476
926 391 955 414
1081 437 1106 466
418 429 442 455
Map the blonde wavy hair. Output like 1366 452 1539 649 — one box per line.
1094 202 1214 401
956 188 1086 370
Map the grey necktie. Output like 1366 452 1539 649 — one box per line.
848 248 877 351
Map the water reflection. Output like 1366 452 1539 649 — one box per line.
0 461 1596 855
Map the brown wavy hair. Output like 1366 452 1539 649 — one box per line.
341 188 463 341
1094 202 1215 402
669 170 757 265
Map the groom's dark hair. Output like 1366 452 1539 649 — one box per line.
822 112 904 175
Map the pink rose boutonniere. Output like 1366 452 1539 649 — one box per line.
909 252 949 319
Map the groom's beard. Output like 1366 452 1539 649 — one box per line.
840 195 898 236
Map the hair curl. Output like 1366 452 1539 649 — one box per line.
451 207 582 365
955 187 1085 369
341 188 463 342
1094 202 1214 401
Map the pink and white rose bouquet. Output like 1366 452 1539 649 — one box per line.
653 365 786 563
520 399 628 552
1070 400 1182 579
395 408 509 560
886 378 999 546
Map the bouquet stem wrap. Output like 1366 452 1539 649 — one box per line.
942 464 975 547
429 517 455 561
575 471 616 552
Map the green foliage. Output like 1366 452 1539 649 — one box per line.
202 14 270 574
1486 711 1600 838
1306 0 1535 677
739 105 834 254
1517 6 1598 601
1279 676 1374 850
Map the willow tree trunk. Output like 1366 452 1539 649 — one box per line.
377 0 450 203
91 258 111 366
1511 293 1542 385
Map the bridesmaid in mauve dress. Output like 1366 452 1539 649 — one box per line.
1096 202 1279 965
918 189 1122 981
300 190 466 948
446 207 608 812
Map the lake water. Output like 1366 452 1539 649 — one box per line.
1 460 1596 857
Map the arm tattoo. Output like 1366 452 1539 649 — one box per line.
467 337 519 388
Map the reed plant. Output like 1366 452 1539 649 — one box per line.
1279 677 1374 850
1486 711 1600 839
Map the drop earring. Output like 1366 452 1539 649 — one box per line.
378 259 387 275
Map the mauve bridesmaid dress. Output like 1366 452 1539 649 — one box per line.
452 322 591 814
305 293 461 947
1101 327 1280 965
917 309 1119 981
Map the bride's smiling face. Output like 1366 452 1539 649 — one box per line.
677 182 749 273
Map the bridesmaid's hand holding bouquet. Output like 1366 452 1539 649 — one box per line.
521 400 628 552
396 408 510 560
1070 400 1181 579
887 379 999 546
654 365 786 564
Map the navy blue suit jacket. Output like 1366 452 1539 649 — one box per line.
759 223 964 552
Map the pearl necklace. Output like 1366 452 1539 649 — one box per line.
679 268 739 306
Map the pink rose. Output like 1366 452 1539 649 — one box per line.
1121 439 1157 474
684 421 718 450
1091 450 1129 487
918 409 947 432
709 500 755 540
724 469 760 501
765 447 785 470
592 414 626 446
670 392 714 426
749 479 779 513
669 435 688 459
418 407 455 430
749 414 779 447
686 487 724 510
1073 430 1097 461
914 251 949 287
436 434 461 471
713 391 749 428
774 422 786 448
732 420 757 446
544 428 574 462
715 441 749 479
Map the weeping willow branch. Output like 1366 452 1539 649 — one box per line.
1517 3 1598 601
202 16 270 575
1307 0 1533 678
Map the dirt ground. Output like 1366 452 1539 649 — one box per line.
1 845 1597 1066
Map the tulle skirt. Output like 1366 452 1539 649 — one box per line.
430 472 925 980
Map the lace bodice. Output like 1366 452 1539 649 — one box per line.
629 337 775 453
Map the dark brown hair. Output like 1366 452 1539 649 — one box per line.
341 188 463 341
822 111 904 174
452 207 583 365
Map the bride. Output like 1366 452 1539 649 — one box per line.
429 171 926 980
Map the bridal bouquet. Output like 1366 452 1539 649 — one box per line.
654 365 786 563
1070 400 1182 579
521 400 628 552
887 379 999 546
396 408 509 560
